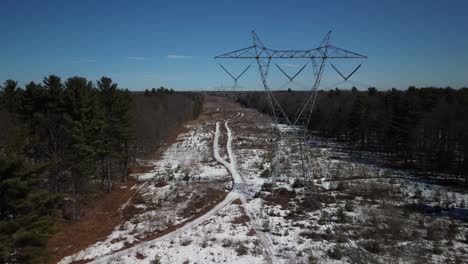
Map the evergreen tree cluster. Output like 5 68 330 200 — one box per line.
0 75 133 215
0 158 61 263
0 75 204 263
0 75 133 263
236 87 468 186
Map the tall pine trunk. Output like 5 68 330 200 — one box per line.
123 159 128 182
106 159 112 193
72 171 79 222
122 142 129 182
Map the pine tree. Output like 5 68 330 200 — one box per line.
63 76 102 220
0 158 60 263
367 87 377 96
121 89 134 182
97 77 133 191
0 80 21 113
42 75 68 192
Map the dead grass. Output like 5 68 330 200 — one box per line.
246 228 256 236
180 187 227 218
154 180 168 187
231 214 250 225
264 188 295 209
135 251 146 260
346 181 397 202
121 202 145 222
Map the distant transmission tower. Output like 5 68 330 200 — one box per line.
215 31 367 195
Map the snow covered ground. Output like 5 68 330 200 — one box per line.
59 97 468 264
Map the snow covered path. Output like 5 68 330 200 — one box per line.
217 119 275 264
213 122 231 168
224 121 244 184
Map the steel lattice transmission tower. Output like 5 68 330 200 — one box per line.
215 31 367 194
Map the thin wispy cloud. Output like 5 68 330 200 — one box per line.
167 54 192 59
127 56 150 61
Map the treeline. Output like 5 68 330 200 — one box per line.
144 86 175 95
132 91 203 157
0 75 203 263
235 87 468 186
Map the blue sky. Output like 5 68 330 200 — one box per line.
1 0 467 90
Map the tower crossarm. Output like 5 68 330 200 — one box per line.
215 45 367 59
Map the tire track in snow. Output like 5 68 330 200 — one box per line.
213 122 231 169
223 121 244 184
223 120 275 264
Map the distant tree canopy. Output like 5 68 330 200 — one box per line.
133 91 203 157
236 87 468 186
144 86 175 96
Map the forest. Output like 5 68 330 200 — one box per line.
0 76 203 263
235 87 468 186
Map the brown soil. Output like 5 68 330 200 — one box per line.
47 180 138 263
232 198 242 205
